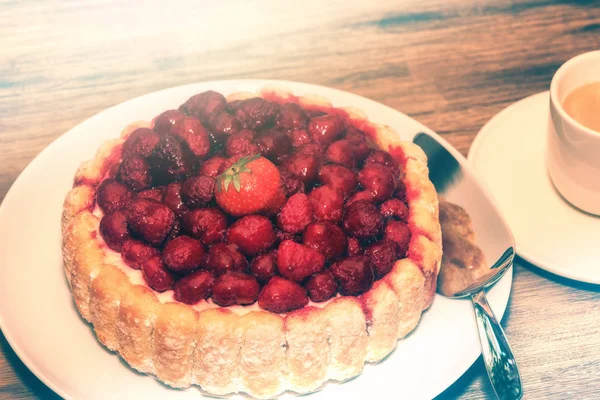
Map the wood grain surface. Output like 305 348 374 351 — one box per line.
1 0 600 399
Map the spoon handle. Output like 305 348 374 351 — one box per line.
471 290 523 400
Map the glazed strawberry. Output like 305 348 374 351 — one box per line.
162 182 188 216
121 239 159 270
149 135 194 185
198 156 226 178
226 215 276 256
118 155 152 191
212 272 260 306
141 256 175 292
181 208 228 245
99 210 131 251
364 149 400 175
325 140 355 168
277 193 314 234
163 235 205 273
276 103 308 130
342 200 383 239
256 130 292 162
330 256 374 296
136 187 166 202
215 155 282 217
153 109 186 135
97 179 133 214
347 236 363 256
279 170 305 197
308 114 345 146
308 185 344 223
171 116 211 158
258 276 308 313
280 153 319 184
127 198 175 246
173 270 214 304
344 127 371 162
303 221 347 262
208 111 241 136
235 97 279 130
289 129 311 147
365 240 397 278
122 128 160 157
384 220 411 257
181 176 215 208
346 190 375 206
277 240 325 282
296 143 323 157
380 198 409 222
225 130 259 157
358 164 395 202
305 271 338 302
206 243 249 276
250 252 277 283
179 91 226 122
318 164 357 198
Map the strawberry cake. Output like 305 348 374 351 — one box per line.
61 86 442 398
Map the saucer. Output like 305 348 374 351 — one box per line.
468 91 600 284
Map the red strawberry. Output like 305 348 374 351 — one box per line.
214 154 282 217
258 276 308 313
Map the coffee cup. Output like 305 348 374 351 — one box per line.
546 50 600 215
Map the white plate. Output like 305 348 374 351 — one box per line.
0 80 512 400
469 91 600 284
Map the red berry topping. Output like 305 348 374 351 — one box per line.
117 155 152 191
180 91 226 122
277 193 314 234
153 109 186 135
380 198 409 222
226 215 276 256
141 256 175 292
235 97 279 130
127 198 175 246
280 153 320 184
256 130 292 162
276 240 325 282
173 270 214 304
346 190 375 206
358 164 395 202
303 221 347 262
136 187 166 202
212 272 260 306
365 240 397 278
276 103 308 130
208 111 241 136
344 127 371 162
318 164 357 199
162 182 188 216
342 200 383 239
99 210 131 251
279 170 306 197
206 243 249 276
309 185 344 223
149 135 194 185
364 150 400 175
250 252 277 283
289 129 311 147
347 236 363 256
330 256 374 296
162 235 205 273
97 179 133 214
384 220 411 257
198 156 227 178
325 139 355 168
305 271 338 302
296 143 323 157
181 175 215 208
181 208 228 244
120 239 160 270
123 128 160 157
225 130 259 157
308 114 345 146
171 116 211 159
258 276 308 313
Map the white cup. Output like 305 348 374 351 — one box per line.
546 50 600 215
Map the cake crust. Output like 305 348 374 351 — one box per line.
61 86 442 398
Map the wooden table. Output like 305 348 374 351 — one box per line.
1 0 600 398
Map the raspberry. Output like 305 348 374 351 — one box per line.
153 109 186 135
208 111 241 136
380 198 409 222
384 220 411 257
181 175 215 208
122 128 160 157
162 235 205 273
276 240 325 282
276 103 308 130
181 208 228 245
141 256 175 292
330 256 374 296
303 221 347 262
250 252 277 283
305 271 338 302
127 198 175 246
226 215 276 256
280 153 319 184
308 185 344 223
365 240 397 278
173 270 214 304
308 114 345 146
171 116 211 159
97 179 133 214
258 276 308 313
162 182 188 216
120 239 160 270
277 193 314 234
213 272 260 306
99 210 130 251
235 97 279 130
117 155 152 191
318 164 357 199
206 243 249 276
325 140 355 168
225 130 259 157
342 200 383 239
198 156 226 178
136 187 166 202
358 164 395 202
149 135 194 185
256 130 292 162
179 91 226 122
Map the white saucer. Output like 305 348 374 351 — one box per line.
468 91 600 284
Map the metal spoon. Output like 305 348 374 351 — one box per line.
413 132 523 400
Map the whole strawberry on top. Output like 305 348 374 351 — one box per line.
215 154 282 216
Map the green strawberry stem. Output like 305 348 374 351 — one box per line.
216 154 260 193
